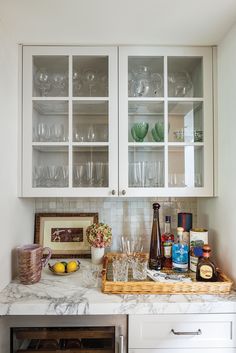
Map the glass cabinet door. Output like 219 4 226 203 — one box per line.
119 47 213 197
22 46 118 197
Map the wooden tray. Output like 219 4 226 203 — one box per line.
101 253 233 295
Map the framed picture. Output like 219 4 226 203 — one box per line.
34 213 98 258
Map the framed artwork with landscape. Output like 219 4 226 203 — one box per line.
34 213 98 258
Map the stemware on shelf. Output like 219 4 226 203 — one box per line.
85 161 95 186
131 122 149 142
34 68 51 96
35 122 50 142
50 72 68 96
50 123 66 142
73 164 86 187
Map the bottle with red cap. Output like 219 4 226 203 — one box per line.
161 216 174 268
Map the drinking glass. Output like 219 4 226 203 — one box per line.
134 161 146 187
47 165 61 187
87 125 96 142
73 164 85 186
73 71 83 96
50 123 65 142
150 72 163 97
51 72 68 96
169 173 185 187
132 257 148 280
36 123 49 142
85 161 95 186
131 122 149 142
83 70 97 96
33 166 44 187
95 162 105 186
121 236 143 259
112 257 129 282
146 161 157 187
59 166 68 187
34 68 51 96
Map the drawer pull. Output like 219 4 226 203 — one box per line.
171 329 202 336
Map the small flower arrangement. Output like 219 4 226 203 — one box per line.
86 222 112 248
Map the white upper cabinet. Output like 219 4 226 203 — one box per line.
119 46 213 197
20 46 213 197
21 46 118 197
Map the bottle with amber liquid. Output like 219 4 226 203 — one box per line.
149 202 163 270
161 216 174 268
196 245 217 281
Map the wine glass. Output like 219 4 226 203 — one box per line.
36 122 49 142
73 71 83 96
50 123 65 142
151 73 163 97
34 68 51 96
87 125 96 142
83 70 97 96
51 72 68 96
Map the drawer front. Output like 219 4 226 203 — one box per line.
129 349 236 353
129 314 236 349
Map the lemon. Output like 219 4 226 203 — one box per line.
66 260 78 273
53 262 65 273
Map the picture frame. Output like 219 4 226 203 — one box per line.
34 213 98 258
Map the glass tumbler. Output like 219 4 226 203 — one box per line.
132 257 148 280
112 257 129 282
17 244 51 284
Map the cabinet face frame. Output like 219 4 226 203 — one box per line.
119 46 213 197
20 45 214 197
22 46 118 197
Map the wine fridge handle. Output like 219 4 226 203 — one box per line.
171 328 202 336
119 334 124 353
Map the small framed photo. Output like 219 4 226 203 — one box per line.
34 213 98 258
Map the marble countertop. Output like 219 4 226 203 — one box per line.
0 259 236 316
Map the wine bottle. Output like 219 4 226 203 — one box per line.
149 202 163 270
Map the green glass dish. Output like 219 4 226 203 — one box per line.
151 121 164 142
131 122 149 142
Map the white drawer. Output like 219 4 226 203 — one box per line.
129 314 236 349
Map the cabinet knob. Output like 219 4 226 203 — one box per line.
111 189 116 195
121 190 126 195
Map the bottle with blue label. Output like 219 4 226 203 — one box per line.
172 227 189 272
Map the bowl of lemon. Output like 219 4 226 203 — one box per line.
48 260 80 276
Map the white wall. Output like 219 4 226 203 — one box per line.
0 20 34 290
1 0 236 289
198 23 236 285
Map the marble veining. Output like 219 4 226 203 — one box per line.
0 259 236 316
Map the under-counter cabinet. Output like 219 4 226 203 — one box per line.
20 46 213 197
129 314 236 353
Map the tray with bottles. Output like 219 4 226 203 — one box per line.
101 253 233 295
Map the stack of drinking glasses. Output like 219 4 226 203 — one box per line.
112 236 148 282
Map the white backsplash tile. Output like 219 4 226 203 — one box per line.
35 198 197 251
